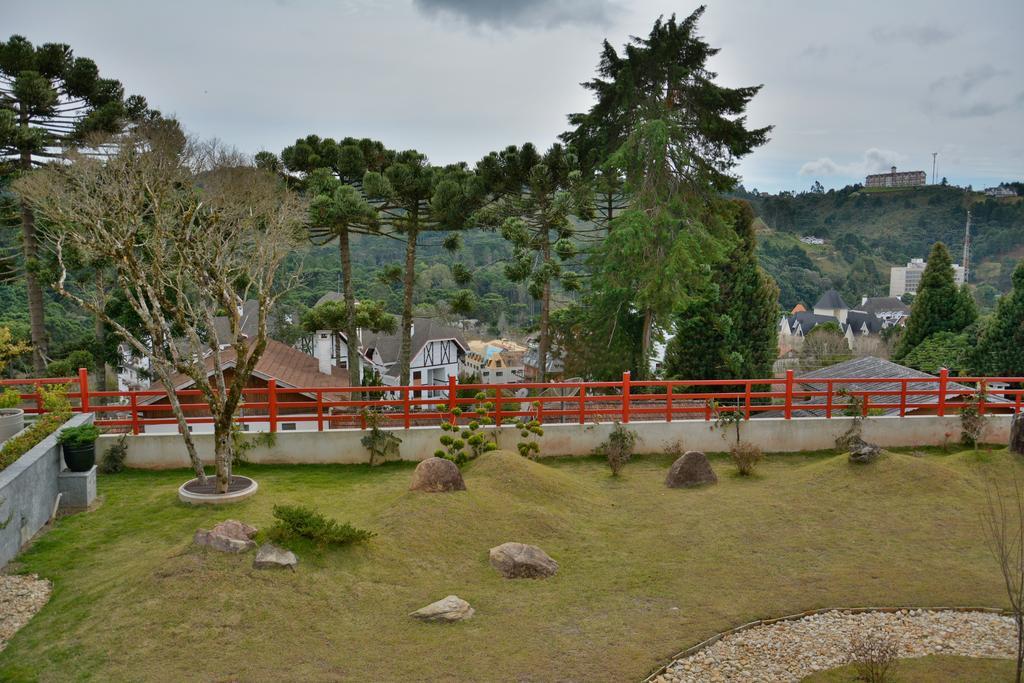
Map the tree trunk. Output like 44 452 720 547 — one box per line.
1016 613 1023 683
640 307 654 380
161 377 206 483
19 150 48 373
1011 413 1024 456
339 231 361 400
212 419 233 495
398 223 418 387
537 278 551 383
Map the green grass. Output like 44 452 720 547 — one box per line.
803 655 1016 681
0 448 1020 681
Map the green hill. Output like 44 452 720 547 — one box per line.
741 184 1024 309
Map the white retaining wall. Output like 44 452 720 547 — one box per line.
97 414 1014 469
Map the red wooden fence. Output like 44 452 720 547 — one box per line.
1 367 1021 435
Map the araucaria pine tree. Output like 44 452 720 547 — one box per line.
0 35 155 371
894 242 977 360
973 260 1024 376
663 201 779 380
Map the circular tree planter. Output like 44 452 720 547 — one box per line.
178 475 258 505
0 408 25 443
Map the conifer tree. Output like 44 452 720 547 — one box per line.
894 242 977 360
1 35 154 371
973 260 1024 376
663 201 779 380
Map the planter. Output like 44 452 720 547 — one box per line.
0 409 25 444
62 442 96 472
178 474 258 505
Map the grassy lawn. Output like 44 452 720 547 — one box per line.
0 447 1019 681
803 655 1016 681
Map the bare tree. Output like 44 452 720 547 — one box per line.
15 126 305 493
982 474 1024 682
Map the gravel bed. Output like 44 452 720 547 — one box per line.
0 574 52 652
653 609 1016 682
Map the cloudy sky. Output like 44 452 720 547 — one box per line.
6 0 1022 192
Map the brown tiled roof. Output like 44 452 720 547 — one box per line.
140 339 349 404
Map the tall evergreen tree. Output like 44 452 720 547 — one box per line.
663 201 779 380
894 242 977 360
562 8 770 371
0 35 154 371
474 143 590 381
973 260 1024 376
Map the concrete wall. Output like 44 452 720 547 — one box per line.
99 413 1014 469
0 413 93 568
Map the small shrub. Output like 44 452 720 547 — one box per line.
664 440 684 459
268 504 374 549
57 424 101 448
434 393 497 466
835 389 866 452
709 400 745 446
514 401 544 459
0 412 69 471
848 632 899 682
99 434 128 474
360 409 401 465
730 441 763 476
230 426 275 465
0 387 20 410
595 421 637 476
959 391 989 449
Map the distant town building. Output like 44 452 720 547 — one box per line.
461 339 526 384
865 166 926 189
800 236 825 245
889 258 964 297
984 186 1017 198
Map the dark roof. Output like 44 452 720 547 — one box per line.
139 339 349 405
856 297 910 316
315 292 345 307
844 310 883 336
360 317 468 376
814 288 849 311
787 311 841 336
523 348 564 374
212 299 260 343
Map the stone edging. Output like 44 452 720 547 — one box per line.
641 605 1013 682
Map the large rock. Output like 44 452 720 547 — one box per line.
253 543 298 570
409 595 475 623
665 451 718 488
194 519 257 553
489 542 558 579
1011 413 1024 456
848 442 881 464
409 457 466 493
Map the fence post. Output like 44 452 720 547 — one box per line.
130 392 140 435
937 367 948 417
743 381 751 420
448 375 457 425
899 379 907 417
666 383 673 423
622 371 631 424
978 379 987 415
78 367 90 414
825 380 833 419
495 386 503 427
577 383 585 425
316 390 324 432
403 387 411 429
784 369 794 420
268 379 278 433
862 391 869 417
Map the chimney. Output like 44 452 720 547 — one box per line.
409 321 415 337
316 331 332 375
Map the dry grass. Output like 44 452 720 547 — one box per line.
0 448 1020 682
803 654 1015 681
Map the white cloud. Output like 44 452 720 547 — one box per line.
799 148 906 177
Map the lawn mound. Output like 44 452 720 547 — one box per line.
792 450 971 495
465 449 596 504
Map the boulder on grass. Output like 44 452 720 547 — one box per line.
848 442 881 464
489 542 558 579
409 457 466 493
665 451 717 488
409 595 474 623
253 543 298 570
1011 413 1024 456
194 519 257 553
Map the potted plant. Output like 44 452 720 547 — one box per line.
0 387 24 443
58 424 101 472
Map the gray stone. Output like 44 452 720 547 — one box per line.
409 595 475 623
848 442 881 464
194 519 257 553
489 542 558 579
665 451 718 488
1011 413 1024 455
57 465 97 510
253 543 298 570
409 457 466 493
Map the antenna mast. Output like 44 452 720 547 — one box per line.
962 210 971 284
932 152 938 185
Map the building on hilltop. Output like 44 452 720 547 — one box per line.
865 166 926 189
984 186 1017 198
889 258 965 297
779 289 896 357
461 339 526 384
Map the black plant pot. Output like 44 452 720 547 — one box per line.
63 442 96 472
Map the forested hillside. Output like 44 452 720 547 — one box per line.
742 183 1024 309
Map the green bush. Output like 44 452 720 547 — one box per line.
99 434 128 474
434 393 497 466
595 421 637 476
57 424 101 448
0 412 69 471
267 504 374 549
0 387 20 410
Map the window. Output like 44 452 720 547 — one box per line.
241 423 250 432
496 371 503 377
281 423 297 432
